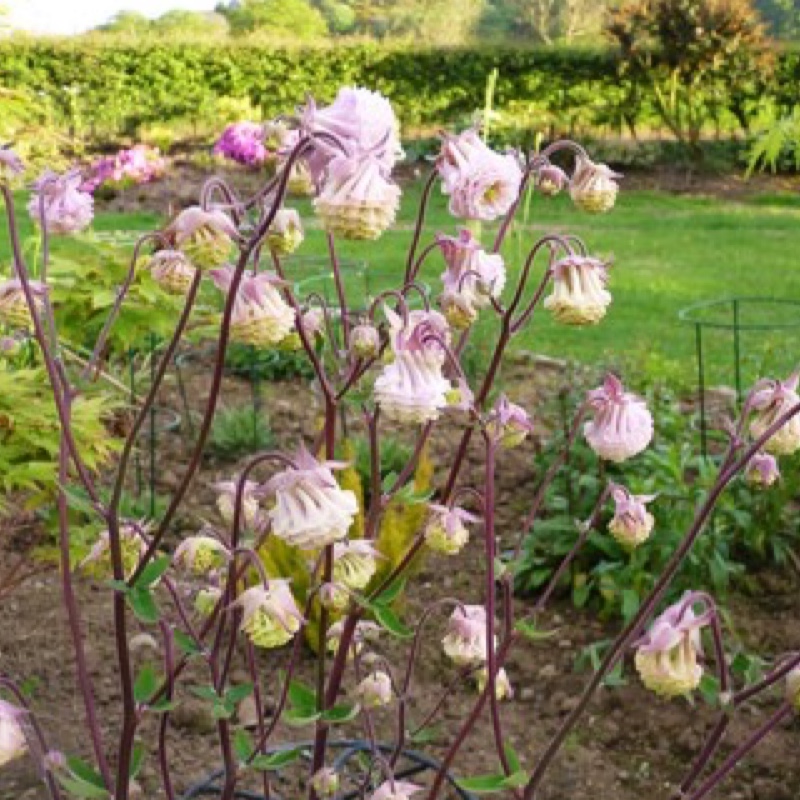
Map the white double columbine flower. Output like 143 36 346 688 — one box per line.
583 374 653 462
607 486 655 549
28 169 94 235
355 670 393 708
165 206 237 269
173 535 230 575
544 255 612 326
570 156 621 213
210 266 295 349
235 581 303 649
264 448 359 550
0 700 27 767
368 781 423 800
436 229 505 330
424 504 479 556
442 604 490 666
214 479 263 530
374 307 452 424
749 372 800 456
0 278 48 330
146 250 197 295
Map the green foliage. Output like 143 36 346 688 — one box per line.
747 106 800 173
225 342 315 381
0 363 120 514
218 0 328 38
515 381 800 621
208 405 275 461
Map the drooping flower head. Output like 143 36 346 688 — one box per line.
0 700 27 767
236 581 303 649
368 781 423 800
0 278 48 330
300 87 403 184
634 593 711 697
374 308 452 424
214 121 268 167
424 504 479 556
173 535 230 575
584 374 653 462
165 206 237 269
355 670 393 708
487 395 534 449
214 479 264 531
442 604 490 666
333 539 381 591
437 129 522 221
436 229 505 329
210 266 295 349
570 156 621 213
82 523 146 581
475 667 513 700
315 155 401 240
744 452 781 488
28 169 94 235
326 620 381 657
608 486 655 549
544 256 612 326
0 146 24 183
146 250 197 295
350 322 381 360
263 448 359 549
267 208 304 255
536 163 568 197
749 372 800 456
310 767 339 798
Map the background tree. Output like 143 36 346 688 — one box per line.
151 11 230 37
754 0 800 39
216 0 329 38
98 10 152 35
606 0 774 155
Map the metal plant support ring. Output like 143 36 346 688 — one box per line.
180 740 477 800
678 296 800 457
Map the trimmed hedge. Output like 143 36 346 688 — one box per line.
0 40 796 140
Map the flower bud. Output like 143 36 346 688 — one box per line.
267 209 304 256
475 667 513 700
327 620 380 658
355 671 393 708
350 323 381 360
745 452 781 488
608 487 655 550
487 395 534 448
570 156 621 213
536 164 568 197
310 767 339 798
0 336 22 359
174 535 229 574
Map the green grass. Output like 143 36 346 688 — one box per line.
3 180 799 388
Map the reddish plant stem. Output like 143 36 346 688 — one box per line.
404 170 438 283
157 622 177 800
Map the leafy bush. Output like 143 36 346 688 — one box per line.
224 341 315 381
207 404 275 460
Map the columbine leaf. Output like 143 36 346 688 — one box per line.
251 748 303 771
374 606 414 638
133 665 158 704
128 587 159 624
456 774 508 793
320 703 360 724
503 744 521 774
500 771 529 789
373 578 406 607
129 744 145 779
57 775 110 799
514 619 559 641
65 757 107 790
283 708 321 727
287 679 317 712
233 730 254 763
174 630 201 657
135 555 171 589
225 683 254 705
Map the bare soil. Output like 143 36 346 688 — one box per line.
1 354 799 800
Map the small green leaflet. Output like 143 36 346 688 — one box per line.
287 679 317 713
514 619 559 641
320 703 360 724
457 771 529 794
374 606 414 639
251 748 303 771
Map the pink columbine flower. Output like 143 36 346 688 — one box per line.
356 670 393 708
310 767 340 798
0 699 27 767
544 256 612 326
146 250 197 295
437 129 522 222
436 229 505 329
315 155 400 240
442 605 491 666
173 535 230 575
374 307 452 424
300 87 403 184
488 395 534 448
350 323 381 359
165 206 238 269
0 278 47 330
263 448 359 549
214 479 264 530
424 504 479 556
82 523 146 581
267 208 304 255
210 266 295 349
369 781 423 800
235 581 303 649
28 169 94 235
536 163 568 197
327 620 381 657
608 486 656 549
584 374 653 462
333 539 382 592
749 372 800 456
214 121 268 167
475 666 514 700
744 452 781 488
0 146 24 182
570 156 621 213
634 593 711 697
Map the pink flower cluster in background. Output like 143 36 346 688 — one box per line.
213 121 268 167
82 144 167 193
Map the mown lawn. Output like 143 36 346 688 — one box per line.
3 179 799 388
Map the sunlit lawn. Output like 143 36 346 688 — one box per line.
4 179 800 387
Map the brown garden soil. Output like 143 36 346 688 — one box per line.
1 352 799 800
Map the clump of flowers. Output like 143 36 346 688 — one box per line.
213 122 268 167
83 145 166 193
